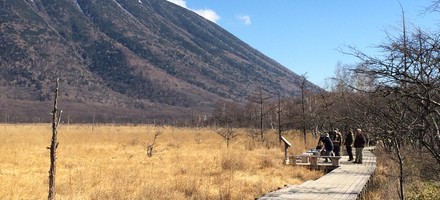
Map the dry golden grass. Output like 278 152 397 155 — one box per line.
365 148 440 200
0 124 323 200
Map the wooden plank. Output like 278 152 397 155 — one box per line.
258 147 376 200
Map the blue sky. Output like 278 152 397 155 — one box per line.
166 0 439 87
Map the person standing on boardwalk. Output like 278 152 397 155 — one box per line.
353 128 366 164
331 129 343 156
344 129 354 161
320 133 334 162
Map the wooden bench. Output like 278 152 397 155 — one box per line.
289 153 313 164
310 155 342 167
290 154 341 167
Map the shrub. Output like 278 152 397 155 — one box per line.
221 152 248 171
259 157 275 169
406 181 440 200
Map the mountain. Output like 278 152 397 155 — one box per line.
0 0 319 123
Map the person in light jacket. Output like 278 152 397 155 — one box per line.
353 128 366 164
330 129 343 156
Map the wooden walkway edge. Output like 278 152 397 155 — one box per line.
258 147 376 200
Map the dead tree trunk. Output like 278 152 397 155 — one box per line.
147 128 162 157
299 74 308 145
393 137 405 200
48 79 62 200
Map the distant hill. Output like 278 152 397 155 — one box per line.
0 0 319 123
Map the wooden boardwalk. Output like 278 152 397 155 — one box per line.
259 147 376 200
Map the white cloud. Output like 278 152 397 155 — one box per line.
166 0 220 23
237 15 251 25
166 0 187 8
194 9 220 23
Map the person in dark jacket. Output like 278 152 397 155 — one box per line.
353 128 366 164
320 133 334 162
344 129 354 161
316 134 325 153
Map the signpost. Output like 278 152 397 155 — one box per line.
281 136 291 164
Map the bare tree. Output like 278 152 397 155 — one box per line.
350 27 440 165
426 0 440 12
345 9 440 199
265 94 291 143
215 125 239 147
213 103 240 147
365 89 416 200
147 126 162 157
327 62 375 132
275 94 285 143
247 87 272 140
299 74 308 144
316 89 336 130
48 78 62 200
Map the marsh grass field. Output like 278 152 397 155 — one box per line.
0 124 322 199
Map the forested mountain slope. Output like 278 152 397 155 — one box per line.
0 0 318 122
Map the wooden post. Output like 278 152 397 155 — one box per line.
48 78 62 200
309 156 317 167
281 136 291 164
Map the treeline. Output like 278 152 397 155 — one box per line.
203 80 368 142
208 10 440 198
